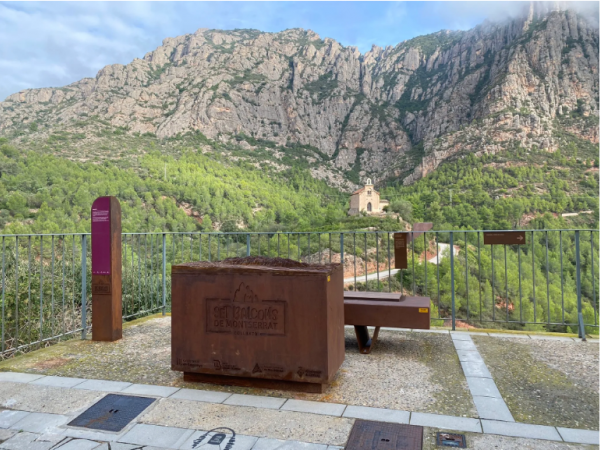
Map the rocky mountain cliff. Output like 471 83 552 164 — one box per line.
0 4 597 190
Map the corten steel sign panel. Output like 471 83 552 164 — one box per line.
483 231 526 245
344 296 430 330
91 196 122 342
394 233 408 269
171 258 345 392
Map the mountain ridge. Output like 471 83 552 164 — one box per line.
0 5 597 191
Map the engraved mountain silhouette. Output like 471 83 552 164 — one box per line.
233 282 259 303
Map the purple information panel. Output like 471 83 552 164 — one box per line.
92 197 112 275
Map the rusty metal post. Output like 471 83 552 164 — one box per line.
91 197 122 342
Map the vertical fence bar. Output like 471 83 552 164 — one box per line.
591 231 596 325
15 236 19 350
208 235 212 261
518 243 523 323
353 233 357 288
436 233 440 317
81 234 87 339
575 231 585 340
477 232 482 323
364 233 367 289
504 244 509 323
465 232 468 321
411 232 415 296
1 237 5 353
246 234 250 256
150 236 154 310
199 234 203 261
387 233 391 293
424 233 428 298
532 231 536 323
28 237 32 346
162 234 166 316
560 231 564 324
340 233 344 270
491 244 495 322
375 233 379 291
545 231 550 325
51 236 55 339
61 237 66 338
450 231 455 331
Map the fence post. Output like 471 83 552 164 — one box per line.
162 234 166 316
246 234 251 256
81 234 87 339
340 233 344 264
450 231 456 331
575 231 586 340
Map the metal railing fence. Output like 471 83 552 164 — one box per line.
1 229 598 357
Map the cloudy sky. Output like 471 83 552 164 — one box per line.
0 1 597 100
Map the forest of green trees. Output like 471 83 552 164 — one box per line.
0 128 597 356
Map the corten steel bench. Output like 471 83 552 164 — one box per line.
344 291 430 354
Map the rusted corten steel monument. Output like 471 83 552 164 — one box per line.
91 196 122 342
171 257 345 393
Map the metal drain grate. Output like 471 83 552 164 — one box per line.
345 419 423 450
436 432 466 448
68 393 155 432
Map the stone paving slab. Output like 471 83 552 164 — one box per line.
73 379 132 392
54 438 99 450
342 405 410 424
0 429 17 441
224 394 287 410
481 419 562 441
179 431 258 450
456 350 484 363
30 376 86 389
0 373 44 384
465 377 502 398
120 424 194 449
61 426 127 442
557 427 600 445
460 361 492 378
472 396 515 422
10 413 69 434
452 340 477 351
252 438 328 449
0 431 57 450
121 383 180 398
169 388 231 404
280 400 346 417
0 411 30 429
450 333 474 341
410 412 482 433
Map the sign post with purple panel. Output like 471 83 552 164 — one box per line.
91 196 122 342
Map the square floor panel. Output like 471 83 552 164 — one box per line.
67 393 155 432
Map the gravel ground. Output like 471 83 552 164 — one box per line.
473 335 599 430
0 315 475 417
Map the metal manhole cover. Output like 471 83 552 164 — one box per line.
346 419 423 450
436 432 466 448
68 393 155 432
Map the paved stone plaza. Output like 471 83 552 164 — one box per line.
0 315 597 449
